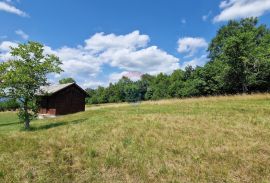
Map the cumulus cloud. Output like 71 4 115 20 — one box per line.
0 41 17 51
85 31 149 52
56 31 179 86
177 37 208 57
54 47 101 77
1 31 180 88
15 29 29 40
214 0 270 22
0 1 28 17
43 45 103 88
0 41 17 62
100 46 179 75
108 71 143 84
181 54 208 69
81 81 107 89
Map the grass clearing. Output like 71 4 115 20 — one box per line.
0 94 270 182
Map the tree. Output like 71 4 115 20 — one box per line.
150 73 171 100
95 86 109 103
137 74 154 100
85 88 99 104
194 61 227 95
124 83 140 103
168 69 185 97
0 41 62 129
179 78 205 97
208 17 270 93
107 83 125 103
184 65 195 81
59 77 76 84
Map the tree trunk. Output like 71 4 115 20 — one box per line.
25 118 30 130
23 100 30 130
242 83 248 93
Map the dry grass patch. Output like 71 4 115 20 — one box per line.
0 94 270 182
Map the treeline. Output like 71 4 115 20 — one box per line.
86 18 270 104
0 99 20 112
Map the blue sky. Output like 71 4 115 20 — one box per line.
1 0 270 88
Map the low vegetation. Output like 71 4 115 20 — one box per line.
0 94 270 182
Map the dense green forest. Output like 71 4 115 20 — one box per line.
86 18 270 104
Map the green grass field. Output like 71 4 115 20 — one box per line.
0 94 270 182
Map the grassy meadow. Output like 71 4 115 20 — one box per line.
0 94 270 182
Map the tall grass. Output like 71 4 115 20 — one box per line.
0 94 270 182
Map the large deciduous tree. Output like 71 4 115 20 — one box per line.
0 41 62 129
208 17 270 93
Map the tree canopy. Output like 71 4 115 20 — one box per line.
208 17 270 93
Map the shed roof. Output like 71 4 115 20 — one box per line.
37 83 88 96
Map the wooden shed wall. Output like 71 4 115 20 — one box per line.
39 85 86 115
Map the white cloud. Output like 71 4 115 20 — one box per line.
0 1 28 17
181 54 208 69
54 47 101 77
1 31 180 88
0 41 17 62
177 37 208 57
108 72 125 84
83 30 179 75
108 71 142 84
85 31 149 52
15 29 29 40
0 40 17 51
82 81 107 89
100 46 179 75
214 0 270 22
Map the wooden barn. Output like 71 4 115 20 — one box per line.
37 83 89 116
